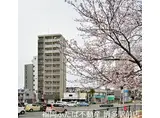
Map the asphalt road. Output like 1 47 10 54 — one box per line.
18 104 142 118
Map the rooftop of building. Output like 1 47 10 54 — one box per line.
38 34 63 38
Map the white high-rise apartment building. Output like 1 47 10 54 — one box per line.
38 34 66 102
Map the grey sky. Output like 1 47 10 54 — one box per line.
18 0 82 88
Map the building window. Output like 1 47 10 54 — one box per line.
69 94 73 97
26 93 29 96
39 36 43 40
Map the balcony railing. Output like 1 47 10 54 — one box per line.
38 51 44 54
38 56 44 59
45 50 59 53
45 56 60 59
45 39 60 42
44 90 60 93
44 44 60 48
38 45 43 48
45 67 60 70
46 71 60 74
45 61 60 64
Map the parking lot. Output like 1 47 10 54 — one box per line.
19 104 142 118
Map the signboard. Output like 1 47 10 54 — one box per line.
107 95 115 101
124 90 129 93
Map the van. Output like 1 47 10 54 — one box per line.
46 103 67 113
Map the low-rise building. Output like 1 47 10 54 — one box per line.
18 89 36 103
62 87 109 103
18 89 25 103
24 89 36 103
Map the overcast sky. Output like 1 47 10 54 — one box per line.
18 0 83 89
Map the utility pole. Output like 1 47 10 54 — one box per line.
120 86 124 104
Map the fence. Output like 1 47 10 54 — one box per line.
93 104 142 118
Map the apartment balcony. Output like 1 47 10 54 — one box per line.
45 56 60 59
44 64 60 68
45 71 60 74
38 77 43 80
38 51 43 54
45 67 60 70
45 50 60 53
38 73 43 76
38 69 44 72
45 73 60 75
44 56 52 59
45 61 60 64
44 62 60 65
38 60 44 64
38 45 44 48
44 89 60 92
45 61 60 63
44 84 60 86
44 44 60 48
38 62 44 65
38 39 44 43
38 56 44 59
45 78 60 81
45 39 60 43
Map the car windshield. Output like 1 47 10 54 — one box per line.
53 104 63 107
32 104 37 106
56 102 61 103
27 104 32 106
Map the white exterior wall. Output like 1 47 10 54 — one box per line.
48 99 55 104
63 93 78 99
32 56 38 101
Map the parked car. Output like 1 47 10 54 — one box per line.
67 101 77 107
35 102 46 111
19 102 25 107
46 103 67 113
45 104 53 113
18 103 25 115
25 104 41 112
56 101 68 106
41 104 47 111
79 102 89 106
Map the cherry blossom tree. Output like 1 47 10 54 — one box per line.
63 0 142 89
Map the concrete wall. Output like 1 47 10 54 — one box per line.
24 89 36 103
79 93 87 99
63 93 78 99
18 89 36 103
24 64 33 91
59 36 66 99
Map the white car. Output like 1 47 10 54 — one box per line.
56 101 67 106
45 103 67 113
67 101 77 107
18 103 25 115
